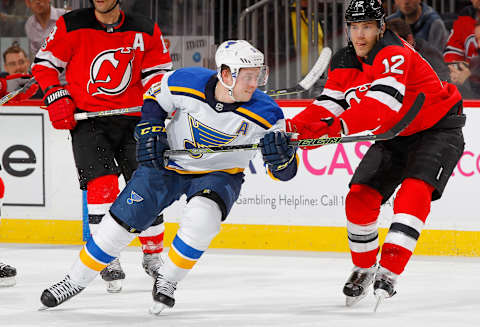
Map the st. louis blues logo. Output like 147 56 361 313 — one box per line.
127 190 144 204
184 115 237 158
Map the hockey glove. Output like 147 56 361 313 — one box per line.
44 86 77 130
286 116 341 149
0 74 39 102
260 131 297 171
134 120 170 170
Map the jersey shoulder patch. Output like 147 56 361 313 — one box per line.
63 8 96 32
330 46 362 72
168 67 216 101
234 91 284 130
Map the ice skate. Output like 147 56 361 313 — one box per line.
373 266 398 312
0 262 17 287
142 253 163 279
100 258 125 293
40 275 85 309
343 264 376 307
149 273 177 315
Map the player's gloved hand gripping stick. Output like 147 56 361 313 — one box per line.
163 93 425 158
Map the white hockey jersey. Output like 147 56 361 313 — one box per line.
144 67 285 174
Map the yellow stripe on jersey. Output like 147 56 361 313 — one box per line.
143 95 157 101
79 248 108 271
169 86 206 99
236 107 273 129
165 166 245 175
168 247 197 269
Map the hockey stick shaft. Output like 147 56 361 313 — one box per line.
73 106 142 120
163 92 425 156
264 47 332 97
0 78 36 105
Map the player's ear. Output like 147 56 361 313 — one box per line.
221 66 233 85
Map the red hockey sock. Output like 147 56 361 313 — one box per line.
380 178 434 274
346 184 383 268
139 222 165 254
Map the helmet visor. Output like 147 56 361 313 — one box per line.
237 65 269 87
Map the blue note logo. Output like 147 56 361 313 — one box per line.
184 115 237 158
127 190 144 204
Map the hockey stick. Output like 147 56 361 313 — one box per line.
0 77 36 105
264 47 332 97
73 106 142 120
163 92 425 157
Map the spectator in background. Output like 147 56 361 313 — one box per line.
387 0 448 53
387 18 450 82
0 44 40 102
0 0 28 37
444 0 480 65
25 0 67 59
447 20 480 99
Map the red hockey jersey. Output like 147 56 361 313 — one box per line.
300 30 462 137
32 8 172 113
443 6 477 63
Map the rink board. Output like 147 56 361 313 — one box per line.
0 103 479 255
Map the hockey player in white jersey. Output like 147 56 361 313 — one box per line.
39 40 299 312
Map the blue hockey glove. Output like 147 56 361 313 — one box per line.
134 120 169 169
259 131 297 171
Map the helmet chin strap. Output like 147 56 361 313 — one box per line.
218 76 239 102
95 0 120 14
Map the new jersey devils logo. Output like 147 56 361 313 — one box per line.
345 83 371 107
87 47 135 96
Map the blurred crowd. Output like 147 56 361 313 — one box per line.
2 0 480 100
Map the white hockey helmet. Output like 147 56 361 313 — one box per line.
215 40 269 92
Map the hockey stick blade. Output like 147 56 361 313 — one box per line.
0 77 36 105
293 92 425 147
73 106 142 120
265 47 332 97
163 92 424 157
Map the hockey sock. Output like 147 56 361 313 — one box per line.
86 175 119 236
160 196 221 282
380 178 434 275
345 184 383 268
139 215 165 254
69 212 136 287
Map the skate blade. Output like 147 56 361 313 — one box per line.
106 280 123 293
149 301 168 316
0 277 16 287
38 305 50 311
373 289 388 312
345 293 367 307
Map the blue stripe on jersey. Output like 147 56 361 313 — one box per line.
172 235 204 259
168 67 216 93
85 238 115 264
233 90 284 129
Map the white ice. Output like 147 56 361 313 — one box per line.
0 244 479 327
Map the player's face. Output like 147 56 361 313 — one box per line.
92 0 118 13
232 67 261 102
26 0 51 15
349 21 381 58
4 52 30 75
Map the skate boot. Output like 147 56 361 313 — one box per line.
40 275 85 308
142 253 163 279
373 266 398 312
100 258 125 293
149 273 177 315
0 262 17 287
343 264 376 307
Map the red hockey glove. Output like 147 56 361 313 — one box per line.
44 86 77 130
286 116 341 150
0 74 39 102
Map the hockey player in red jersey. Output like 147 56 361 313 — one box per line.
287 0 465 310
32 0 172 293
0 167 17 287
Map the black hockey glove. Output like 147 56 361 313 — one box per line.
259 131 297 171
134 120 170 169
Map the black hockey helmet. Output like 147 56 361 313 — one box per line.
345 0 385 24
